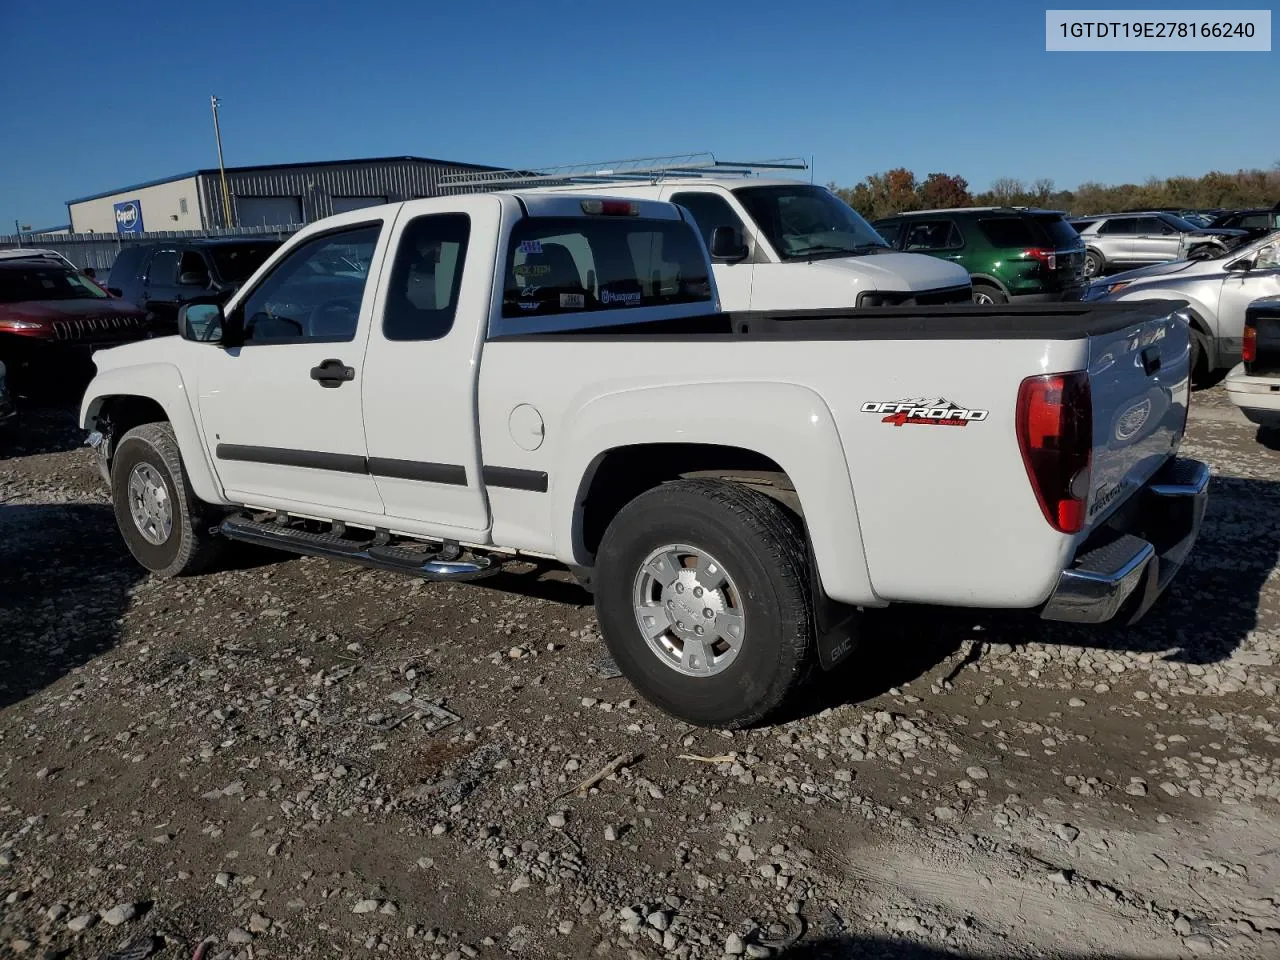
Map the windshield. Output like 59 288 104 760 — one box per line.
733 185 889 260
1160 213 1202 232
208 242 282 283
0 265 109 303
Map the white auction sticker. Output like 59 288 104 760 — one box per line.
1046 9 1271 50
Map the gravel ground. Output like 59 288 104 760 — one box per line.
2 387 1279 960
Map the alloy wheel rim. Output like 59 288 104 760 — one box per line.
631 543 746 677
127 462 172 546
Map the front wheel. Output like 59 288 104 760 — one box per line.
972 285 1007 305
110 422 227 577
593 479 815 728
1083 250 1104 278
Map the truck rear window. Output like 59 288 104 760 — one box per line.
502 217 712 318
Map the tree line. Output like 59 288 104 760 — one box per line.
830 165 1280 221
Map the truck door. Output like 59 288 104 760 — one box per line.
360 194 497 537
192 218 389 516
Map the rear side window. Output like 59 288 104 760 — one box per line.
1098 219 1136 235
501 217 712 318
146 250 180 286
977 218 1037 248
383 213 470 341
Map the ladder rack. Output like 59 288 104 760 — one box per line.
437 152 809 193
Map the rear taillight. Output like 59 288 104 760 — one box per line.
1017 372 1092 534
1023 248 1057 270
1243 321 1257 363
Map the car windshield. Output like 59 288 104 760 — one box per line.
1160 213 1201 232
208 242 282 283
733 185 890 260
0 265 109 303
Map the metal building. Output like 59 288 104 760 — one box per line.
65 155 501 235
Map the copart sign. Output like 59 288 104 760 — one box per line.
114 199 144 235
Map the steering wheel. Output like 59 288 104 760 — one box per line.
306 297 361 338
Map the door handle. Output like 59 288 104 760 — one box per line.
310 359 355 387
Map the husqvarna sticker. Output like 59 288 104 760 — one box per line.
861 398 989 427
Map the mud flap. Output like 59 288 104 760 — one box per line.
806 532 859 671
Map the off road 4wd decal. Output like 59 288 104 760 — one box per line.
861 397 989 427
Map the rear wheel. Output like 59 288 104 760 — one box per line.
594 479 815 729
110 422 226 577
972 284 1007 305
1083 249 1104 278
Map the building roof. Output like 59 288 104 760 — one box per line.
66 155 501 206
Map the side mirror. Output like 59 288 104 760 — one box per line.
1226 258 1254 273
178 300 227 343
709 226 749 262
179 271 210 287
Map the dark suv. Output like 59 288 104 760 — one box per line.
107 238 282 330
871 208 1086 303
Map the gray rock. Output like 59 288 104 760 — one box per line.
352 899 381 914
548 813 567 828
726 932 747 955
67 914 96 932
46 903 68 922
966 766 989 780
249 913 272 933
745 946 773 959
647 910 670 931
604 825 618 841
228 928 253 944
102 902 138 926
1174 915 1193 936
1055 824 1080 843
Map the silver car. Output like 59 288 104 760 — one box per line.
1085 229 1280 382
1070 212 1249 279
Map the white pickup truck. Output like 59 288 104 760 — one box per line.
82 191 1209 728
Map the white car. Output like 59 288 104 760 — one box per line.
1225 296 1280 429
81 191 1207 728
1084 230 1280 381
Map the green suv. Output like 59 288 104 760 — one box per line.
871 207 1087 303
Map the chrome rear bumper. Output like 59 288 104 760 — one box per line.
1041 458 1210 624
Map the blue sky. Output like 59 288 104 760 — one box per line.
0 0 1275 229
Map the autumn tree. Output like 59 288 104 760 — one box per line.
916 173 971 209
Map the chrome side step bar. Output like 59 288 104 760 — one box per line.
218 514 498 582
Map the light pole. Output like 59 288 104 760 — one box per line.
211 95 235 228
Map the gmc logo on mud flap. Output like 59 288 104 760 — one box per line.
861 398 989 427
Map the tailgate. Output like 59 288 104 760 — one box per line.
1085 307 1190 528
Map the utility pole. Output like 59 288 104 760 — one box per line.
211 95 235 228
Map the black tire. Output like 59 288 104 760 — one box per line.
972 284 1007 305
594 479 814 729
1189 334 1205 386
1083 249 1104 279
110 422 226 577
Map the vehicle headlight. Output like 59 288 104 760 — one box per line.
1106 281 1131 295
